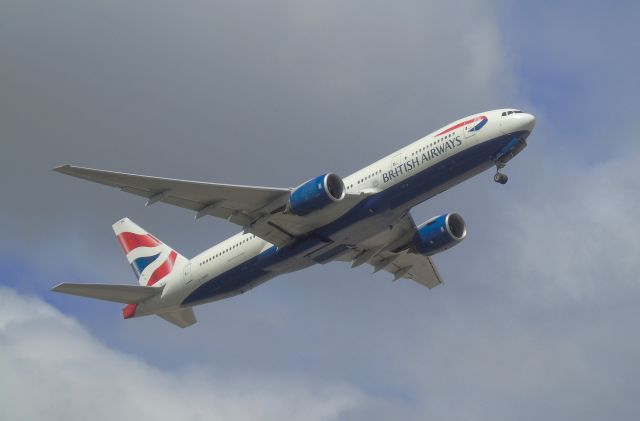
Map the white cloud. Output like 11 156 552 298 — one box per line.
498 143 640 303
0 287 366 421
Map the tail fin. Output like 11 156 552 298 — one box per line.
112 218 188 286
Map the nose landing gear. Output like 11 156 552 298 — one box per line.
494 173 508 184
494 164 508 184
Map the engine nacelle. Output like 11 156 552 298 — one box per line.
413 213 467 256
288 173 346 216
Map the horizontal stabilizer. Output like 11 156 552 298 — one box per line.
51 283 162 304
158 308 197 328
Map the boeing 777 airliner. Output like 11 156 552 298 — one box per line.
52 109 535 327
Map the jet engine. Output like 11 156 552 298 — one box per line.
287 173 346 216
413 213 467 256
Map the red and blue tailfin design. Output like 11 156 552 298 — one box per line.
112 218 187 287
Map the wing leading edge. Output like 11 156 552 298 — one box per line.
54 164 290 223
55 165 365 247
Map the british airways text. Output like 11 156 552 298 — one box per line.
383 136 463 183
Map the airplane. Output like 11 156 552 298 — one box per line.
52 109 535 327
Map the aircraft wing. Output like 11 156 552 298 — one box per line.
54 165 364 247
368 250 442 288
334 212 443 288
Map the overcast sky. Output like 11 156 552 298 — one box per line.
2 1 639 420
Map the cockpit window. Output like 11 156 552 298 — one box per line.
502 110 523 116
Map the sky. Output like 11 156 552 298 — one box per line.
1 0 639 420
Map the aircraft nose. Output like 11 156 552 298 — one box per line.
520 113 536 133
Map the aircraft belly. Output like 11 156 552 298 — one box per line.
326 211 403 245
183 242 318 306
182 262 274 306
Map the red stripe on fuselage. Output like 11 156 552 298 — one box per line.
146 250 178 286
117 232 162 254
436 116 486 136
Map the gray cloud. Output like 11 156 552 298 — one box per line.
0 0 514 288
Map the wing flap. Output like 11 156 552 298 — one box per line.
51 283 163 304
333 211 443 288
371 252 442 288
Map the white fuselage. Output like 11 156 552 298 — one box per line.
137 109 535 316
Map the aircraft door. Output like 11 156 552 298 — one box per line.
183 263 192 285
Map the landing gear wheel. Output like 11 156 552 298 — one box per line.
494 173 508 184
